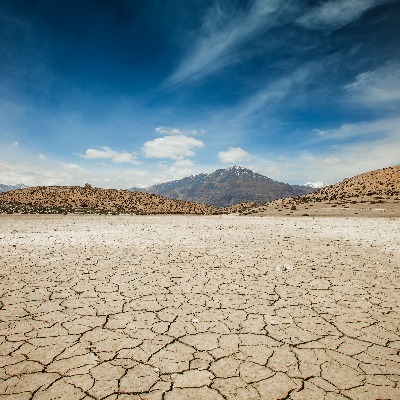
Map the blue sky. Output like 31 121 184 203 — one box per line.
0 0 399 188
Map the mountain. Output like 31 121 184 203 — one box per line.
0 185 216 215
130 166 315 207
240 166 400 216
0 183 28 193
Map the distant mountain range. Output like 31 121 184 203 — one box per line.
130 166 315 207
1 166 397 215
0 167 316 208
0 183 28 193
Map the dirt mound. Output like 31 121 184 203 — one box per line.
301 166 399 202
0 185 217 215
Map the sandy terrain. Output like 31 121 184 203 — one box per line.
1 215 399 399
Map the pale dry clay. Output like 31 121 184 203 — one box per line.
0 215 399 399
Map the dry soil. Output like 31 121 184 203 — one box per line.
1 215 399 399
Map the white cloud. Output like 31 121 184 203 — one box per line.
344 62 400 106
155 126 204 136
312 156 344 166
163 160 195 181
218 147 252 163
153 162 196 184
122 168 149 178
298 0 390 29
115 168 149 188
142 135 204 160
38 154 47 160
83 146 140 165
173 159 194 168
61 163 85 171
166 0 283 85
259 164 281 176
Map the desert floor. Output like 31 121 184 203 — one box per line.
1 215 399 400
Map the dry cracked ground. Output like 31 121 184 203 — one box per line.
0 215 399 400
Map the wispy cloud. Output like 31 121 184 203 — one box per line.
0 158 153 189
233 66 313 120
83 146 140 165
301 135 400 182
313 117 400 141
142 135 204 160
295 116 400 182
166 0 388 86
166 0 284 86
155 126 204 136
297 0 391 29
344 61 400 107
153 159 197 183
311 156 344 166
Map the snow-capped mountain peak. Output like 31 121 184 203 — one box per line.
0 183 29 193
130 166 315 207
304 181 329 189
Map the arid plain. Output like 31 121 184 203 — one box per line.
1 214 399 399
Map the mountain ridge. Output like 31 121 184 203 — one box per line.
130 165 315 207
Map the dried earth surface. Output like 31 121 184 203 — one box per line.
1 215 400 400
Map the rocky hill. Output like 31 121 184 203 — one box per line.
131 166 315 207
0 184 216 215
0 183 28 193
241 166 400 217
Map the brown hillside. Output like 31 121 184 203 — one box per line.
242 166 400 217
301 166 399 202
0 185 216 215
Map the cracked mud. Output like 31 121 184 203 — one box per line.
1 215 399 399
